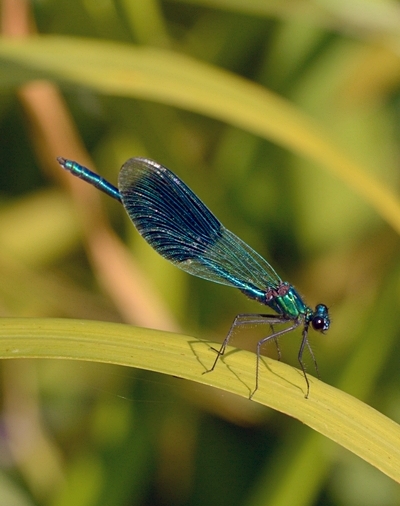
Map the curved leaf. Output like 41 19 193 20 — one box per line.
0 317 399 483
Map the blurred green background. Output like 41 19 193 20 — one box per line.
1 0 400 504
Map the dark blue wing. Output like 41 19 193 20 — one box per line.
118 158 282 294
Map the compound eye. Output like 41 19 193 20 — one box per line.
312 317 325 331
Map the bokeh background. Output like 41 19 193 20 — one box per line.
0 0 400 505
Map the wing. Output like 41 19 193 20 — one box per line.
118 158 282 295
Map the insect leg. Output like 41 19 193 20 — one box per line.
251 319 302 399
205 313 284 374
298 322 313 398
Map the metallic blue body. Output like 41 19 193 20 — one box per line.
58 157 121 202
57 156 330 397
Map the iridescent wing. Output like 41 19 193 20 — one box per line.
118 158 282 296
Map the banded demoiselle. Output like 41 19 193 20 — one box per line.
57 157 330 398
